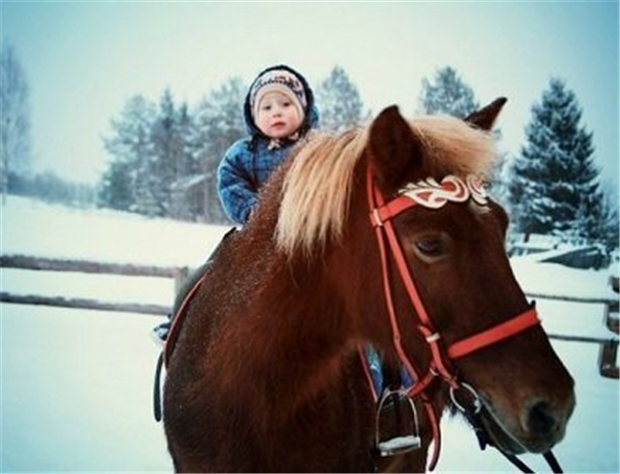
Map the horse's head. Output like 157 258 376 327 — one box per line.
364 100 575 456
273 100 575 459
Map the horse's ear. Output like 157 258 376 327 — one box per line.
465 97 507 131
368 105 424 192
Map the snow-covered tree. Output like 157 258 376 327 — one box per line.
417 66 512 207
100 81 245 223
168 103 202 221
101 89 196 218
508 78 611 246
146 88 191 218
1 43 32 202
417 66 479 118
315 66 368 132
100 94 156 212
192 77 246 223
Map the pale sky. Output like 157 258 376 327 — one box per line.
1 1 618 195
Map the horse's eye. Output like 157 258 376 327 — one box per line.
415 238 443 255
413 235 448 262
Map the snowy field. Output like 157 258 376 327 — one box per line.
1 196 619 473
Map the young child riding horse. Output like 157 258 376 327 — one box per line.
154 64 402 407
152 64 319 341
219 64 319 225
161 97 575 472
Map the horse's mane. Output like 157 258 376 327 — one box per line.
276 115 496 257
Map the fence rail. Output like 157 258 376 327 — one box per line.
1 253 617 378
526 291 618 306
0 254 186 315
0 254 181 278
0 292 169 315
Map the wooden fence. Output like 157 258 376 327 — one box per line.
0 254 190 316
1 253 617 378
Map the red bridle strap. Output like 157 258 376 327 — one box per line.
366 170 445 469
368 172 457 386
371 195 418 226
446 306 540 360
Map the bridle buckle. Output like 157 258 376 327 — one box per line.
449 382 482 415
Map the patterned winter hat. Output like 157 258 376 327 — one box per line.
250 69 307 122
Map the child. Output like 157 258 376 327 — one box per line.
217 64 319 224
152 65 318 343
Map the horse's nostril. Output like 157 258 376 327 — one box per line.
527 401 558 436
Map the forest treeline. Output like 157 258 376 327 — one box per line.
2 44 617 251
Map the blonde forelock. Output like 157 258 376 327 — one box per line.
275 115 497 258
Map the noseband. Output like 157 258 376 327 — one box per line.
366 168 541 470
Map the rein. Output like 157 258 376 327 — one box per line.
365 168 559 472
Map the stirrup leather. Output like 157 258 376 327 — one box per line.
375 388 422 457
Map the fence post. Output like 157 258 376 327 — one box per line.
174 267 191 295
605 300 619 334
599 340 619 379
599 276 620 379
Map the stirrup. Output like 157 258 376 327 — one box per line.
375 388 422 457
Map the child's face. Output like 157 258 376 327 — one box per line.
255 92 303 139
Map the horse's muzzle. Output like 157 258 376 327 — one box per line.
480 390 576 455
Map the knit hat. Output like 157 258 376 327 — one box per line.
250 69 307 123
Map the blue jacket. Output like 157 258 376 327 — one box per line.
217 65 319 225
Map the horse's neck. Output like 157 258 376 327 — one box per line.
252 254 355 375
216 225 359 424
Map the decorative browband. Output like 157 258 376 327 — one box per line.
398 175 488 209
370 175 489 227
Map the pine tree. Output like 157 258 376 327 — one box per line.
417 66 512 206
508 78 605 244
1 43 32 202
147 88 189 218
169 102 202 221
192 77 247 223
315 66 367 132
417 66 479 118
100 95 156 212
100 91 200 220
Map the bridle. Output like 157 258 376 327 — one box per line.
365 167 559 472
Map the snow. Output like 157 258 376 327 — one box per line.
1 196 618 472
1 196 231 267
511 255 617 302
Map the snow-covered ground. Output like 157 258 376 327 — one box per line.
1 196 618 473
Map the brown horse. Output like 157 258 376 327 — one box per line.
162 99 575 472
